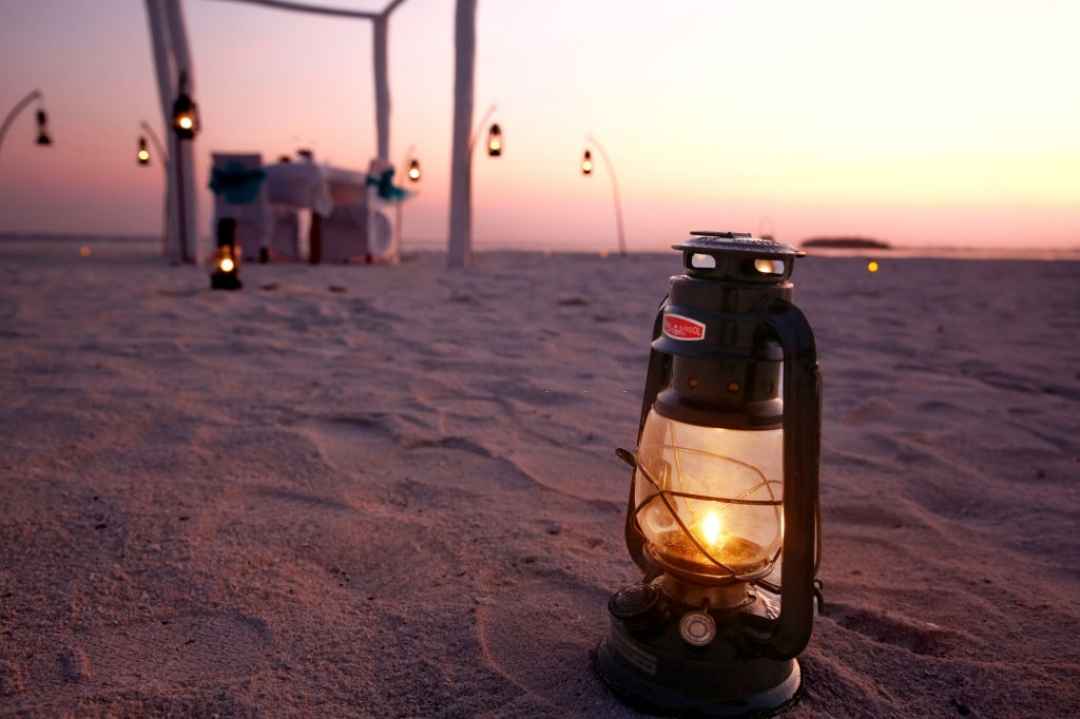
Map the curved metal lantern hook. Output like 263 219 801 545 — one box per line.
0 89 47 161
584 134 626 256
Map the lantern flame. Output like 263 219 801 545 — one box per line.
219 257 235 273
700 511 724 548
867 260 879 273
137 149 150 162
178 115 194 131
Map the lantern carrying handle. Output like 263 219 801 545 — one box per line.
620 299 671 578
757 298 822 660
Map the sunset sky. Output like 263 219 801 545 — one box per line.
1 0 1078 250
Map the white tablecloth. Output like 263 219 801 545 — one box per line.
262 162 367 217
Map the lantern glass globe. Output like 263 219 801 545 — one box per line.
634 409 784 583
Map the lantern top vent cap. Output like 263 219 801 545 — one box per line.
676 231 804 258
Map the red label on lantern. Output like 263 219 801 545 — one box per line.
663 313 706 341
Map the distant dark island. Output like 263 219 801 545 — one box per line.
802 237 892 250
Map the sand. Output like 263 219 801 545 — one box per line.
1 236 1078 718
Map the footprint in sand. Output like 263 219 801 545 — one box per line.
474 579 625 713
827 601 973 657
73 611 271 690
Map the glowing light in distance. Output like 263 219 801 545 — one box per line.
177 116 193 130
137 149 150 162
867 260 880 273
220 257 235 273
79 246 92 257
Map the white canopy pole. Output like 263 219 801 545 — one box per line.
144 0 181 259
373 15 390 163
447 0 477 268
162 0 200 264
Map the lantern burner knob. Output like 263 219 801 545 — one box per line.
609 584 660 621
678 611 717 647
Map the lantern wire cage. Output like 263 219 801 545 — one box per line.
625 447 822 599
631 446 784 584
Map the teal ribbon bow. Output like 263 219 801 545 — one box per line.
365 168 409 202
208 163 267 204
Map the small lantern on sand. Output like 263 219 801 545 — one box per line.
210 218 242 291
595 231 823 717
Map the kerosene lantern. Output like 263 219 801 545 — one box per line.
486 123 503 157
210 218 242 290
35 109 52 146
596 231 823 717
581 149 594 175
137 136 151 166
407 158 421 182
171 73 200 141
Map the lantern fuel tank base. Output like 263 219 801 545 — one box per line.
595 617 800 718
210 272 242 291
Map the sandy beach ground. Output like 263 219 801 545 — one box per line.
1 236 1078 718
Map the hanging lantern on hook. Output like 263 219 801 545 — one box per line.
35 109 52 146
486 123 503 157
407 158 421 182
581 149 593 176
137 136 150 166
171 73 200 141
